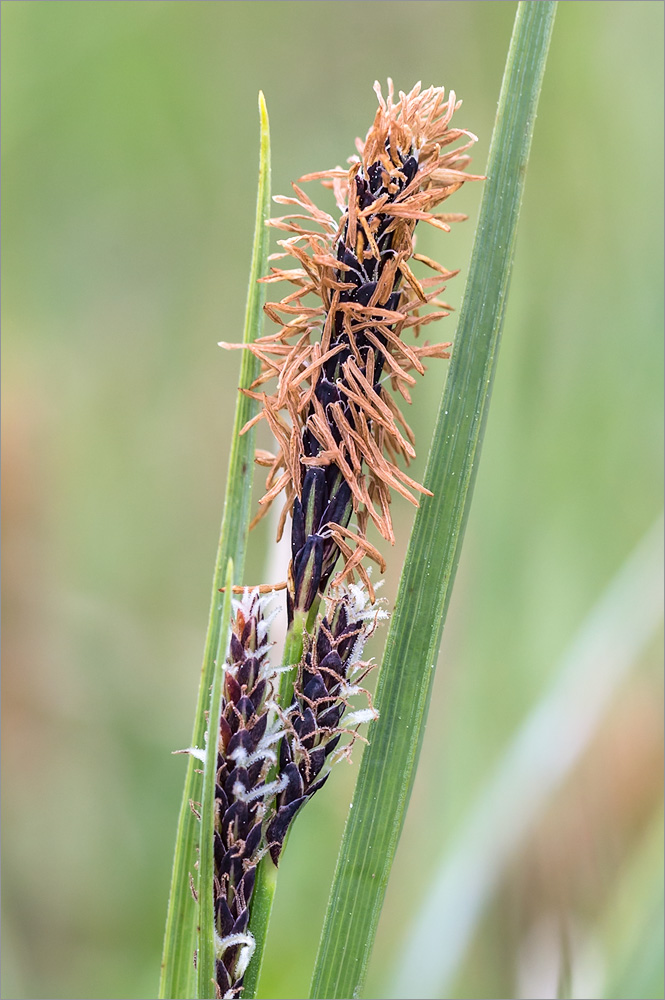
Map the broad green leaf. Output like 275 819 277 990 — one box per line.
310 4 558 997
159 92 271 1000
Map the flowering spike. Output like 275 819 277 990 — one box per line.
224 82 480 620
208 589 286 997
267 581 385 864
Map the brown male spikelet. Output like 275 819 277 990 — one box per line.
221 81 481 622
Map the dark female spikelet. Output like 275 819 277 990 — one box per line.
267 582 386 863
222 81 480 621
196 589 285 998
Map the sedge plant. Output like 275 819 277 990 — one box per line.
160 3 556 997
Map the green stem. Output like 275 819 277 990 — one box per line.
309 4 557 997
279 612 306 709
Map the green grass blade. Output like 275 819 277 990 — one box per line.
198 560 234 999
159 92 271 1000
309 5 557 997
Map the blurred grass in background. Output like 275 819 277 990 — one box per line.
1 2 662 999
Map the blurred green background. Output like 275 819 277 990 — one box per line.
2 2 663 999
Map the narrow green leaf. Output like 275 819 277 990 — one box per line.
310 5 557 998
159 92 271 1000
198 560 234 999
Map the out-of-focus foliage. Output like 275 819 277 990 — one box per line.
1 3 662 999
